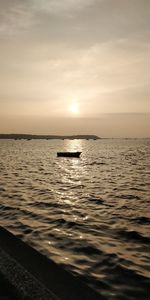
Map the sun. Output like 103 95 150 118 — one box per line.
69 102 79 115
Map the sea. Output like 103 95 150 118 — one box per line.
0 138 150 299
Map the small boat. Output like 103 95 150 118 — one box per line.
57 151 82 158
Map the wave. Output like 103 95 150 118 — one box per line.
0 139 150 300
117 229 150 245
132 216 150 225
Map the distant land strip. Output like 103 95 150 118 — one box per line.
0 134 100 140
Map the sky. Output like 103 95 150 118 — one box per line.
0 0 150 137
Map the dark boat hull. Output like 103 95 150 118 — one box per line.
57 151 81 158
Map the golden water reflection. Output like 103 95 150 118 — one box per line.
56 139 85 208
64 139 83 153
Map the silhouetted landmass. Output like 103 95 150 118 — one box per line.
0 134 100 140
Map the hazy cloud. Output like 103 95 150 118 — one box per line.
0 0 150 136
31 0 96 13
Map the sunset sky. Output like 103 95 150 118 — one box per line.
0 0 150 137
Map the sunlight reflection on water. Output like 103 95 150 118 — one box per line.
0 138 150 299
64 139 83 152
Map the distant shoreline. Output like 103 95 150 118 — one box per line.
0 134 149 140
0 134 100 140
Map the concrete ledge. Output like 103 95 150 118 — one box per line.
0 248 58 300
0 226 106 300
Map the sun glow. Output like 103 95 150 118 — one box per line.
69 102 79 115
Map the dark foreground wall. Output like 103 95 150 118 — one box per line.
0 226 106 300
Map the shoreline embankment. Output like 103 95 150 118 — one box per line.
0 226 106 300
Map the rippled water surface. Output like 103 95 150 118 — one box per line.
0 139 150 299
